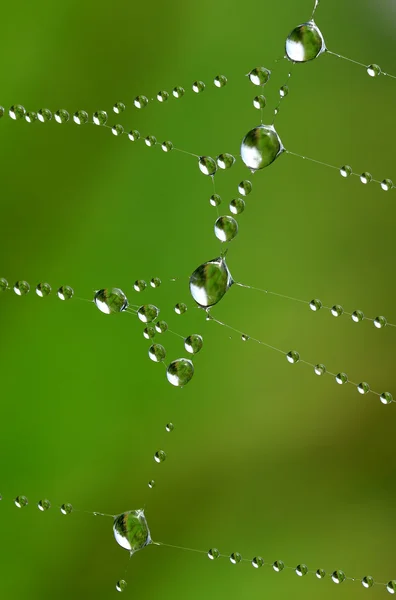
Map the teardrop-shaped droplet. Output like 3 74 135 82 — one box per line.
285 20 326 62
216 153 235 169
113 509 152 553
55 109 69 124
137 304 159 323
279 85 289 97
134 96 148 109
148 344 166 363
148 480 155 489
57 286 74 301
93 110 108 125
13 281 30 296
184 334 203 354
94 288 128 314
214 216 238 242
199 156 217 176
189 255 233 308
241 124 284 171
166 358 194 387
36 283 52 297
248 67 271 86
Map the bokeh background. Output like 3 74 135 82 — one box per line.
0 0 395 598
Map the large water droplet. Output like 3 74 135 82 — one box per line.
309 299 322 311
199 156 217 176
296 564 308 576
9 105 26 120
15 495 28 508
94 288 128 314
60 503 73 515
134 96 148 109
128 130 140 141
189 255 233 308
316 568 326 579
374 315 387 329
340 165 352 178
148 344 166 362
73 110 88 125
25 111 37 123
134 280 147 292
38 499 51 511
314 363 326 376
241 124 284 171
116 580 127 592
208 548 220 560
150 277 161 288
335 372 348 385
331 570 346 584
57 286 74 301
214 75 227 88
387 581 396 594
362 576 374 588
112 124 124 136
331 304 343 317
137 304 160 323
161 141 173 152
287 350 300 364
214 216 238 242
248 67 271 86
38 108 52 123
172 86 185 99
285 20 326 62
154 450 166 463
36 282 52 297
157 90 169 103
273 560 285 572
93 110 108 126
145 135 157 147
230 552 242 564
381 178 393 191
380 392 393 405
192 81 205 93
351 310 364 322
357 382 370 395
55 109 69 124
13 281 30 296
360 172 372 184
252 556 264 568
113 101 125 114
184 334 203 354
367 64 381 77
166 358 194 387
113 509 152 553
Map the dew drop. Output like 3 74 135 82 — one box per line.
57 286 74 301
0 278 8 291
316 568 326 579
199 156 217 176
25 111 37 123
367 64 381 77
113 101 126 114
150 277 161 288
309 298 322 311
137 304 160 323
14 495 28 508
229 198 245 215
38 499 51 511
134 280 147 292
154 450 166 463
9 104 26 120
189 255 233 308
145 135 157 147
253 95 266 109
93 110 108 125
238 180 252 196
210 194 221 207
184 334 203 354
36 283 52 297
248 66 271 86
314 363 326 376
214 215 238 242
54 109 69 124
208 548 220 560
287 350 300 364
156 90 169 103
172 86 185 99
128 130 140 141
241 334 249 342
285 20 326 62
60 503 73 515
279 85 289 97
112 124 124 136
143 326 156 340
134 96 148 109
335 372 348 385
174 302 187 315
0 106 4 118
360 172 372 184
148 480 155 489
374 315 387 329
387 581 396 594
73 110 88 125
13 281 30 296
331 304 343 317
296 564 308 576
113 509 152 553
362 576 374 588
214 74 227 88
351 310 364 322
357 382 370 395
340 165 352 178
216 153 236 169
273 560 285 572
241 124 284 171
161 141 173 152
252 556 264 568
381 178 393 191
166 423 174 432
148 344 166 363
166 358 194 387
331 570 346 584
116 580 127 593
37 108 52 123
94 288 128 314
380 392 393 405
230 552 242 564
155 320 168 334
192 80 205 93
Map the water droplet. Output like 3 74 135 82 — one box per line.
137 304 160 323
230 552 242 564
229 198 245 215
148 344 166 363
161 141 173 152
14 495 28 508
314 363 326 376
374 315 387 329
38 499 51 511
340 165 352 178
113 509 152 553
296 564 308 576
73 110 89 125
13 281 30 296
9 104 26 120
145 135 157 147
175 302 187 315
316 568 326 579
238 180 252 196
199 156 217 176
367 64 381 77
94 288 128 314
285 20 326 62
0 106 4 118
309 299 322 311
184 334 203 354
154 450 166 463
241 334 249 342
134 280 147 292
155 320 168 334
273 560 285 572
360 172 372 184
189 255 233 308
37 108 52 123
93 110 108 125
336 372 348 385
57 286 74 301
214 74 227 88
287 350 300 364
0 278 8 291
331 570 346 584
362 576 374 588
150 277 161 288
210 194 221 207
380 392 393 405
128 130 140 141
351 310 364 322
253 95 266 109
331 304 343 317
157 91 169 103
134 96 148 109
357 382 370 395
112 124 124 136
166 423 174 432
36 283 52 297
208 548 220 560
241 124 284 171
214 215 238 242
172 86 185 99
116 580 127 592
216 153 235 169
166 358 194 387
148 480 155 489
252 556 264 568
388 581 396 594
381 178 393 191
55 109 69 124
25 111 37 123
248 67 271 86
279 85 289 97
60 503 73 515
192 80 205 93
143 326 156 340
113 101 126 114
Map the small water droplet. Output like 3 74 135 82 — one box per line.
335 372 348 385
0 278 8 291
36 283 52 297
331 305 343 317
150 277 161 288
253 95 266 109
285 20 326 62
172 86 185 99
362 576 374 588
166 358 194 387
296 564 308 576
166 423 174 432
60 503 73 515
309 299 322 311
210 194 221 207
367 64 381 77
351 310 364 322
380 392 393 405
54 109 69 124
357 382 370 395
252 556 264 568
208 548 220 560
143 326 156 340
15 495 28 508
374 315 387 329
137 304 160 323
248 66 271 86
184 334 203 354
113 509 151 553
279 85 289 97
145 135 157 147
381 178 393 191
273 560 285 572
216 153 235 169
128 129 140 141
360 172 372 184
241 334 249 342
148 344 166 363
93 110 108 125
154 320 168 334
238 180 252 196
161 141 173 152
94 288 128 314
116 580 127 592
154 450 166 463
0 106 4 118
13 281 30 296
148 480 155 489
287 350 300 364
214 215 238 242
314 363 326 376
25 111 37 123
192 80 205 93
134 96 148 109
57 285 74 301
134 280 147 292
113 102 126 114
112 124 124 136
340 165 352 178
175 302 187 315
214 74 227 88
156 90 169 103
241 124 284 171
9 104 26 120
73 110 88 125
331 570 346 584
199 156 217 176
189 256 233 308
229 198 245 215
230 552 242 564
316 568 326 579
37 108 52 123
38 499 51 511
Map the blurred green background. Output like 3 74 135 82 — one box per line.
0 0 395 598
